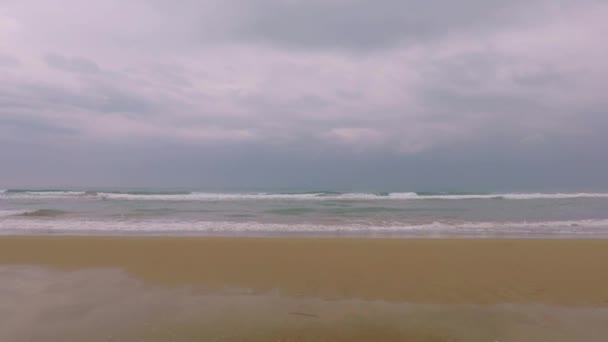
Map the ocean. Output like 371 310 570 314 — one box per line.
2 189 608 237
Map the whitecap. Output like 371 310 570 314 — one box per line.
2 218 608 236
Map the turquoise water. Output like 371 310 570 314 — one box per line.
2 189 608 237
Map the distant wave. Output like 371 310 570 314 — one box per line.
2 190 608 201
3 190 89 198
1 218 608 236
20 209 67 217
0 210 37 218
0 209 67 218
404 193 608 200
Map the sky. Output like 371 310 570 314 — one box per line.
1 0 607 191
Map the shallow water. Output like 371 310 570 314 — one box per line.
2 266 607 341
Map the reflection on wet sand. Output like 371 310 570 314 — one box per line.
2 266 608 342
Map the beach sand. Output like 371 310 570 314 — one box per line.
2 237 608 341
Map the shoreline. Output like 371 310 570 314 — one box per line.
2 236 608 306
3 231 608 239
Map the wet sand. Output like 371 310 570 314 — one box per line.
4 265 608 342
1 237 608 306
3 237 608 341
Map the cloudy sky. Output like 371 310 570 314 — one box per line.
1 0 607 191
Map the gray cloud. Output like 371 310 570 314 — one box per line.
45 54 101 74
0 80 154 117
232 0 529 50
0 0 607 189
0 54 20 68
0 117 77 137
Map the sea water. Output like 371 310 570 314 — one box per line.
2 188 608 237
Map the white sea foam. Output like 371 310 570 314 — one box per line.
2 191 608 201
99 192 327 201
62 191 608 201
1 218 608 236
25 191 87 196
425 193 608 200
0 191 89 199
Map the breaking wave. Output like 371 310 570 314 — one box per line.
1 218 608 237
2 190 608 201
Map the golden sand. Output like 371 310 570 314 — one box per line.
1 237 608 306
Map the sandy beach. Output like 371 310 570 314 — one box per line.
2 237 608 341
2 237 608 305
